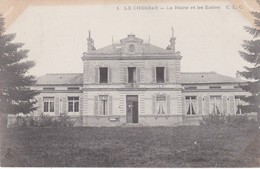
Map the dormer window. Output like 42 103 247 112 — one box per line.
129 44 135 52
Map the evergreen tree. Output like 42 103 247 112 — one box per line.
0 14 39 127
238 0 260 118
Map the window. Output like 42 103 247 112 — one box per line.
68 97 79 112
156 67 165 83
128 67 136 83
209 86 221 89
99 95 108 115
185 96 197 115
43 87 55 90
184 86 197 90
210 95 222 114
156 94 166 114
99 67 108 83
43 97 54 112
235 95 245 114
67 87 80 90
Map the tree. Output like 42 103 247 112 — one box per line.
0 14 39 127
238 0 260 120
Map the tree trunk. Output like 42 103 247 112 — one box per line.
0 113 8 130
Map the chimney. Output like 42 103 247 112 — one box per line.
87 30 95 52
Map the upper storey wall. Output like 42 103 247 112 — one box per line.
83 59 181 85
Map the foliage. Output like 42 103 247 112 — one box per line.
201 113 257 127
201 113 226 125
238 1 260 114
0 14 39 119
226 115 257 127
13 113 75 128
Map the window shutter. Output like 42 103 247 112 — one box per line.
198 96 203 115
94 96 98 115
108 67 112 83
95 67 99 83
204 96 210 115
182 96 185 115
123 67 128 83
109 95 112 115
62 97 67 114
167 95 171 114
223 96 227 115
37 97 43 113
136 67 141 83
165 67 169 82
80 97 83 116
152 66 156 83
229 96 235 115
152 95 156 114
55 97 59 116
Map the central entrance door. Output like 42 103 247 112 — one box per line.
126 95 138 123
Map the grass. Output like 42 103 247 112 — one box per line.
0 124 259 167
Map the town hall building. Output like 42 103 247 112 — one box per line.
28 30 249 126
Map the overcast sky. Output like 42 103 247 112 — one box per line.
7 1 252 78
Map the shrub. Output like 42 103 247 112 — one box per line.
201 113 226 125
226 115 257 127
38 114 53 127
13 113 75 128
201 113 257 126
55 113 75 127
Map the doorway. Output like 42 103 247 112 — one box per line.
126 95 138 123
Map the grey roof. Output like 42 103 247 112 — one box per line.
36 72 244 86
36 73 83 85
181 72 244 84
88 43 174 55
88 34 174 55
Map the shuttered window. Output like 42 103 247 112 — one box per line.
43 97 54 112
185 96 197 115
68 97 79 112
99 67 108 83
128 67 136 83
99 95 108 115
156 67 165 83
156 94 166 114
210 96 222 114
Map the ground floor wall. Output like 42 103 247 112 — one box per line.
33 92 83 116
182 90 250 117
7 89 257 127
82 89 182 126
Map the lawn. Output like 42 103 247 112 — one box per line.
0 124 259 167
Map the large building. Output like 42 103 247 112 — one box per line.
27 31 249 126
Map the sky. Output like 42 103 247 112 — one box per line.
6 1 252 78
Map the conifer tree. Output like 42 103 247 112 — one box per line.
238 0 260 119
0 14 39 127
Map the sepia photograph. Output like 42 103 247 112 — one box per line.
0 0 259 167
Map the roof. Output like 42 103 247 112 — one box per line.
181 72 245 84
88 34 174 55
36 73 83 85
36 72 244 86
88 43 174 55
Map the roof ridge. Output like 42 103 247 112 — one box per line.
181 71 217 74
46 73 83 75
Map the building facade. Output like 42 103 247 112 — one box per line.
27 32 250 127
